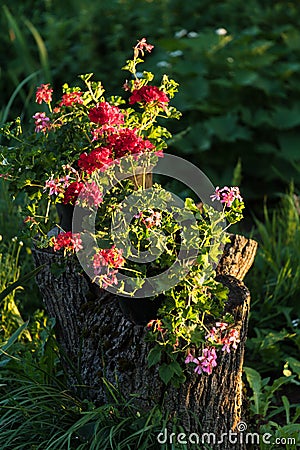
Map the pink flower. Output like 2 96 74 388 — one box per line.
185 352 195 364
44 176 63 196
33 112 51 133
205 327 218 342
142 209 162 228
101 270 119 289
221 328 240 352
193 347 218 375
216 322 228 331
77 181 103 207
35 83 53 104
210 186 243 207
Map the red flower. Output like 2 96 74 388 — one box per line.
89 102 124 126
51 231 83 253
78 147 114 174
63 181 84 205
107 128 154 158
93 246 125 272
59 92 83 107
136 38 154 53
129 85 169 106
36 83 53 104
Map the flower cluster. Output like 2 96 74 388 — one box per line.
50 231 83 254
92 246 125 289
184 323 240 376
205 322 240 353
210 186 243 207
129 85 170 108
0 39 246 388
134 208 162 228
185 348 218 375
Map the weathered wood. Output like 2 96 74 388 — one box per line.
32 234 257 449
216 234 258 281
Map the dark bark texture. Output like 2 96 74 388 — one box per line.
32 234 257 449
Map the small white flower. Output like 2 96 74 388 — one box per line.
215 28 228 36
169 50 183 58
175 29 187 38
187 31 198 38
227 57 234 63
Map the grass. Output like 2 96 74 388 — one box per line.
0 190 299 448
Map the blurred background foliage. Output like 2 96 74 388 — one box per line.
1 0 300 206
1 1 300 447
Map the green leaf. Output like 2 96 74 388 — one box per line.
0 321 29 354
244 366 262 415
259 330 295 350
205 114 252 142
278 132 300 161
147 346 162 367
0 264 46 302
272 105 300 129
159 363 174 385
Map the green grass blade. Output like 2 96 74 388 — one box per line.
0 264 46 302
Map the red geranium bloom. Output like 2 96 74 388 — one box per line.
36 83 53 104
93 246 125 271
129 85 169 106
136 38 154 53
59 92 84 107
63 181 84 205
89 102 125 126
78 147 114 174
51 231 83 253
107 128 154 158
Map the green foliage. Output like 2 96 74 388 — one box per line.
245 189 300 375
244 189 300 448
1 0 300 202
244 367 300 449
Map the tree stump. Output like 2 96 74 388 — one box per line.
32 234 257 449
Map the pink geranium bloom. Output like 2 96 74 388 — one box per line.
210 186 243 207
185 352 195 364
193 347 218 375
33 112 51 133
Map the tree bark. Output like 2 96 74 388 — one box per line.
32 234 257 449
